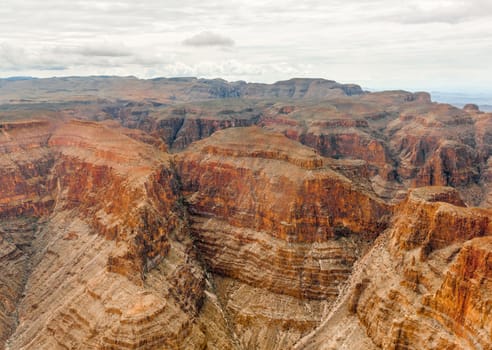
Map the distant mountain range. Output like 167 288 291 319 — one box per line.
2 77 491 112
430 91 492 112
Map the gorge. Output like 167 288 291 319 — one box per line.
0 77 491 350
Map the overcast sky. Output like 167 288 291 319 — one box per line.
0 0 491 92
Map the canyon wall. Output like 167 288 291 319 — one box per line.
297 186 491 350
0 77 491 349
0 119 232 349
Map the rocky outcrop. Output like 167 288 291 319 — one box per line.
387 103 490 204
44 120 181 281
259 104 393 176
190 217 362 300
103 102 262 150
0 219 39 348
253 92 491 205
243 78 364 99
177 127 389 243
295 186 492 350
357 188 491 349
0 78 491 350
390 187 489 255
174 127 390 348
423 237 492 349
5 211 214 350
0 120 56 217
0 119 226 349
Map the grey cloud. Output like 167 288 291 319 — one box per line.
0 0 491 93
54 43 133 58
0 43 68 71
183 31 235 47
0 42 153 72
76 48 132 58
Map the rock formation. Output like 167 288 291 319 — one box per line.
295 186 491 350
0 119 227 349
0 77 490 349
173 127 390 348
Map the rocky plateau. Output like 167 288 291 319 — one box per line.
0 77 491 349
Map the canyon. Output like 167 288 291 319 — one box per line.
0 77 491 349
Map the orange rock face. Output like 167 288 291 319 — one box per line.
391 187 489 254
424 237 492 348
0 77 491 350
172 126 391 347
177 127 389 243
175 128 389 301
0 119 214 349
348 188 491 350
296 186 491 350
0 120 56 217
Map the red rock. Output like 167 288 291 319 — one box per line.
177 127 389 243
0 78 491 349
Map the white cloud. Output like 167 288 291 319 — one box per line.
0 43 66 71
55 43 134 58
162 60 313 81
381 0 492 24
0 0 490 92
183 31 235 47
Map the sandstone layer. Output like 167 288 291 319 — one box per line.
296 186 492 350
174 127 391 348
0 119 231 349
0 77 491 350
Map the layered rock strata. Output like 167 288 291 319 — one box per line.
177 127 389 244
0 77 491 349
296 186 492 350
0 119 230 349
175 127 390 348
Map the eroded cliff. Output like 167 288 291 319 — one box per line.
0 77 491 350
0 119 231 349
296 186 491 350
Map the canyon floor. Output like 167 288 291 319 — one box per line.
0 77 491 350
